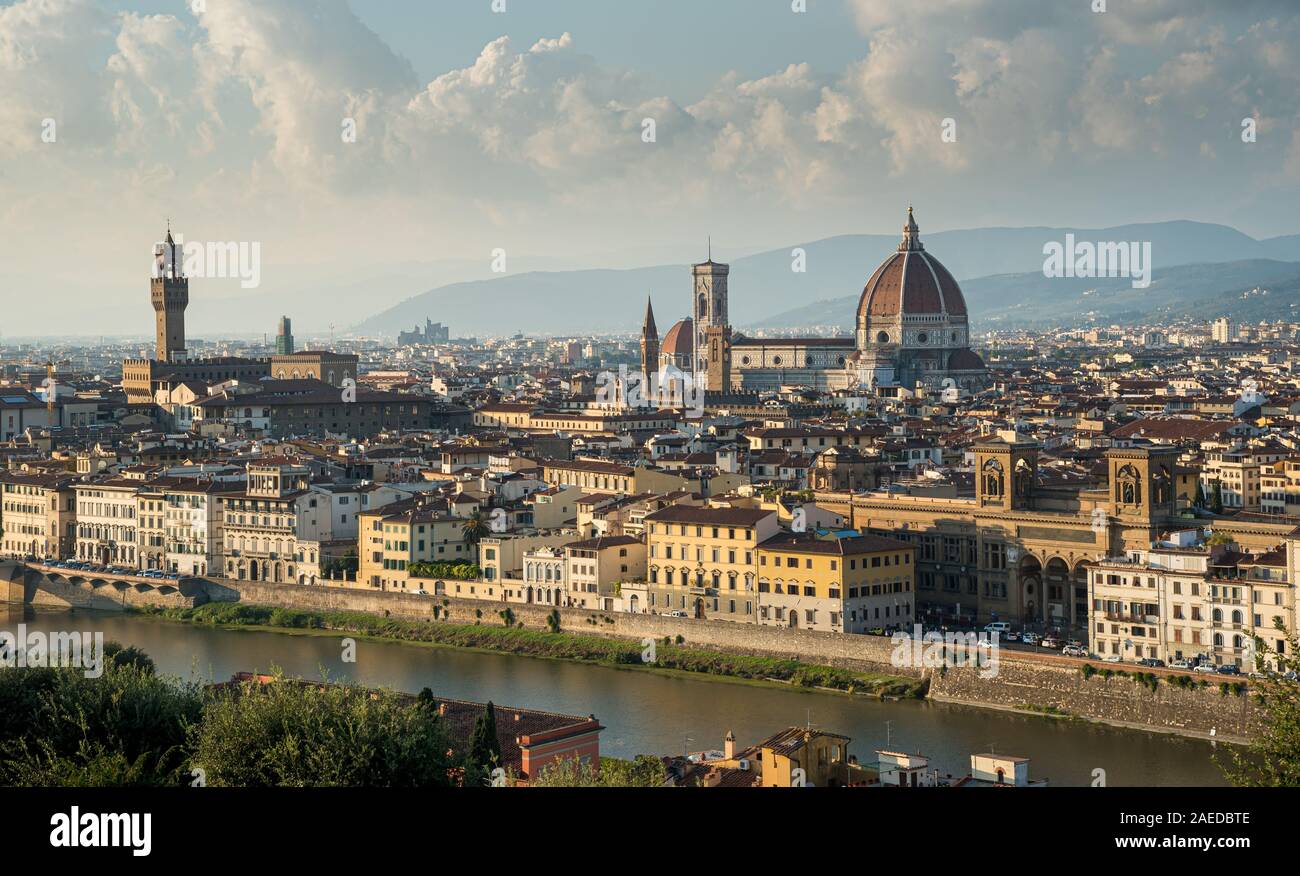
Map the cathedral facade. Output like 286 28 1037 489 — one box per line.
640 208 989 396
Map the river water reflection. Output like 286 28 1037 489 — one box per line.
3 605 1230 786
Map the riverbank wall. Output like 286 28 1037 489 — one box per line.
6 566 1259 741
213 578 1258 741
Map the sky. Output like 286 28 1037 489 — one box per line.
3 0 1300 337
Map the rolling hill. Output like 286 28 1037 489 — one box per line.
351 221 1300 337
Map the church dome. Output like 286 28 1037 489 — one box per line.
661 317 693 360
856 207 967 326
948 348 986 371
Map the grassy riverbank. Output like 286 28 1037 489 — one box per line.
131 602 927 699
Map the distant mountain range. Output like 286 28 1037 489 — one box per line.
351 221 1300 337
757 259 1300 331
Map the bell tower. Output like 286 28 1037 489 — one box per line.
691 242 729 377
704 324 732 393
975 440 1039 511
640 295 659 377
151 224 189 363
1106 447 1178 522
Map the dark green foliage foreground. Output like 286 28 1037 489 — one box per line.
138 602 926 698
0 648 471 787
1218 624 1300 787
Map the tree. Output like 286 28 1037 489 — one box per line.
1193 481 1207 509
530 754 666 787
0 650 201 787
468 701 501 771
189 673 464 787
462 513 490 547
103 642 156 675
1219 621 1300 786
1210 480 1224 514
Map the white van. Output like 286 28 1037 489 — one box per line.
983 622 1012 636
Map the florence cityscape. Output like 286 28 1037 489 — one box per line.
1 0 1295 859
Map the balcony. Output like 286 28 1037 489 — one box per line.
1103 612 1158 624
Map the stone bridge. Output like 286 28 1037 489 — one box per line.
0 560 215 610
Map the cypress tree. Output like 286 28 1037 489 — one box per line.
469 701 501 769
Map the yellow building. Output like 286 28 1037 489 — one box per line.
756 532 916 634
358 501 473 591
643 505 778 621
736 728 862 788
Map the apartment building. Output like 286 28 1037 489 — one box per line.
136 482 167 571
642 505 779 621
1088 548 1210 664
74 479 141 566
0 471 77 561
1260 458 1300 515
756 532 916 634
157 477 243 576
1204 456 1260 511
221 461 312 584
561 534 646 611
1088 530 1296 668
479 532 576 583
357 500 473 591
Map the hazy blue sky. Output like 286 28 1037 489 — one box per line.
3 0 1300 336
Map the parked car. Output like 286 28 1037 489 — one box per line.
663 610 687 618
1168 659 1192 670
1103 654 1122 663
983 622 1013 636
1194 663 1219 673
414 589 429 596
1137 658 1166 668
1061 645 1086 657
1216 664 1241 676
1020 633 1039 645
1039 637 1060 650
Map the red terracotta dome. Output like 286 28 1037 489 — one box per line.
661 317 693 359
857 208 967 324
947 348 986 370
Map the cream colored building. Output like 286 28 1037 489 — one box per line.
136 483 167 571
1088 529 1297 668
0 472 77 561
74 480 141 567
562 534 646 611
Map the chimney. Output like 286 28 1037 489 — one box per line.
724 730 736 759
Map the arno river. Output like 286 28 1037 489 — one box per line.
4 605 1230 786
